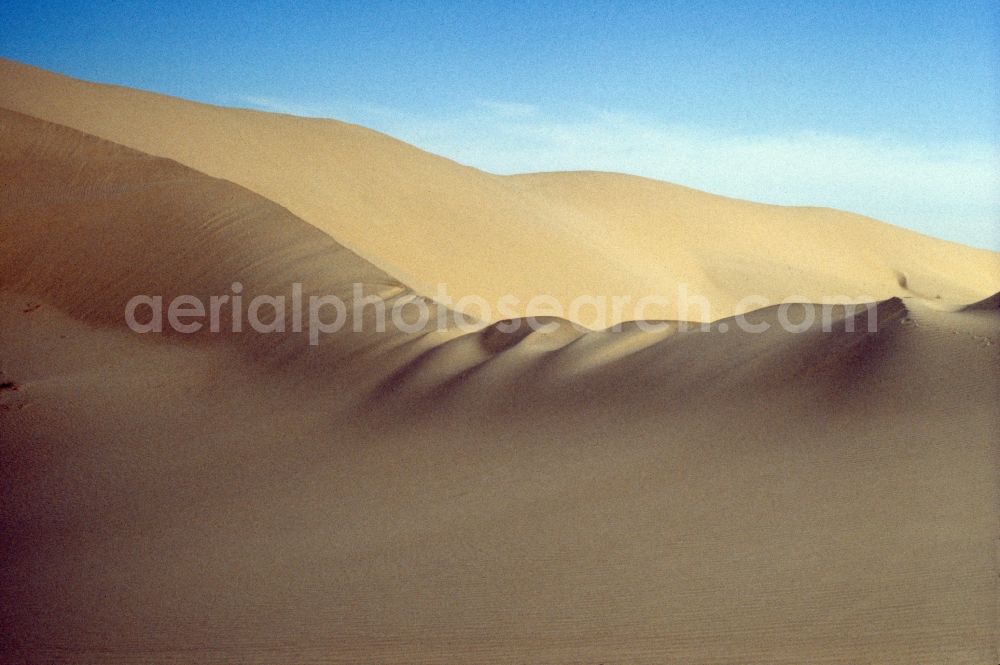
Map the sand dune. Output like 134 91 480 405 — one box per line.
2 58 998 324
1 60 999 663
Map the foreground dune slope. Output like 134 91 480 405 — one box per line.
2 58 998 324
2 96 999 664
0 108 437 365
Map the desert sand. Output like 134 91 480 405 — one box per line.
1 60 999 663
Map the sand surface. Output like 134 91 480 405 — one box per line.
1 61 999 663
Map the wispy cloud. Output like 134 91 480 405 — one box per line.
474 99 538 118
239 95 334 118
236 96 398 121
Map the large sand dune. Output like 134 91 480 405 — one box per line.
2 58 998 324
1 61 999 663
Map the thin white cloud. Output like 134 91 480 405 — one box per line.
474 99 538 117
236 96 400 121
239 95 333 118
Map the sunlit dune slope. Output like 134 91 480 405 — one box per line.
2 58 998 324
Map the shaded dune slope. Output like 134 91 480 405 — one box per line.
3 284 997 664
0 108 440 372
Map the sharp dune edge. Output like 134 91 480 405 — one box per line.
0 61 999 664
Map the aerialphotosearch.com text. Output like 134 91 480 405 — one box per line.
124 282 880 345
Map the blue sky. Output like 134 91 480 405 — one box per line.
2 1 998 248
